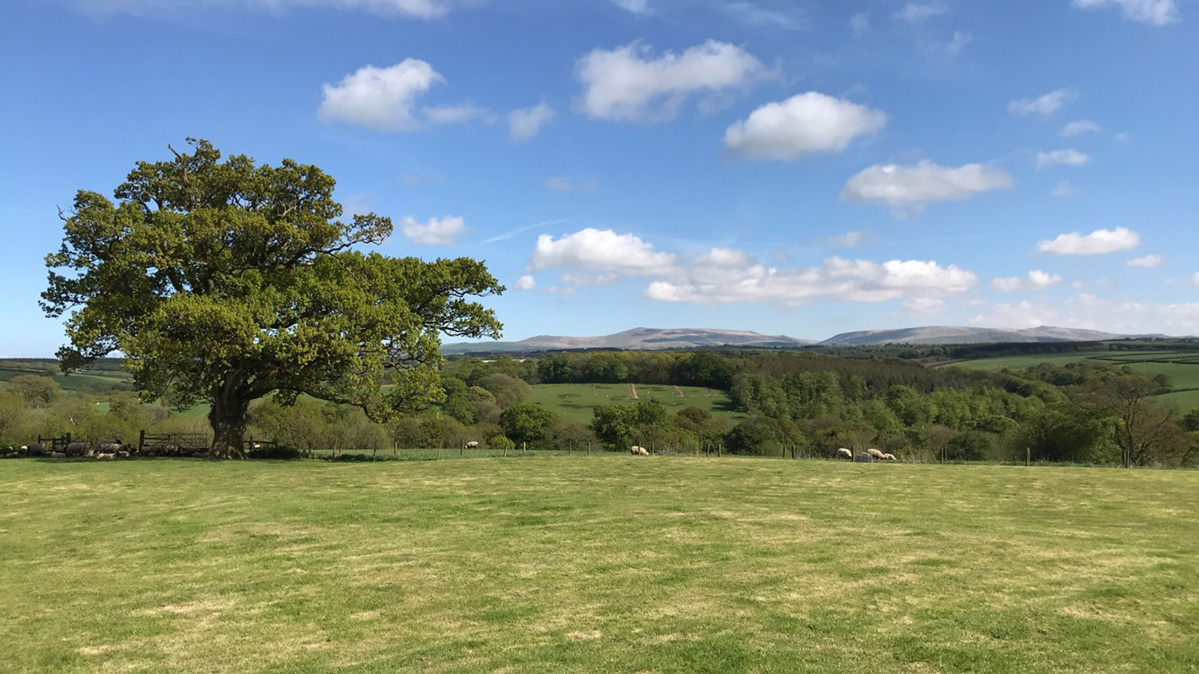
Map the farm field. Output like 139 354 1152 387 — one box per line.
945 352 1199 411
2 458 1197 673
0 365 132 392
526 383 742 423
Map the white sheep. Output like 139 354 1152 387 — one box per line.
630 445 649 456
465 440 480 449
881 453 898 461
866 448 886 460
836 447 853 460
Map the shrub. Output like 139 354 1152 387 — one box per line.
248 445 302 460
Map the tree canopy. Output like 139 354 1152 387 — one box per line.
42 139 503 457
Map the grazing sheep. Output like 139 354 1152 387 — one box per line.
96 453 115 460
630 445 650 456
465 440 480 449
853 452 874 463
866 448 885 460
836 447 853 460
65 442 91 457
98 440 130 454
882 453 898 461
26 443 45 456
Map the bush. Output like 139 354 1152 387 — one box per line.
248 445 302 460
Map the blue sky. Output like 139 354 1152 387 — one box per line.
2 0 1197 355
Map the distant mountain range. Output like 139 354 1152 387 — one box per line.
443 325 1170 354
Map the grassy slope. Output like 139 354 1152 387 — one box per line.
1 458 1196 673
946 353 1199 412
526 383 743 424
0 366 132 391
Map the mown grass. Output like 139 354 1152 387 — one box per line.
2 457 1197 673
526 383 742 423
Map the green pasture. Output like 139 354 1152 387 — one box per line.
0 366 132 392
941 353 1097 371
946 352 1199 409
1 457 1196 673
525 383 742 423
1156 389 1199 413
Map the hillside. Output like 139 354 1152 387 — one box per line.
818 325 1157 346
443 327 813 354
443 325 1174 354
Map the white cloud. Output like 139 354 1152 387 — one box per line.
400 215 467 245
724 2 806 29
612 0 652 15
78 0 454 19
992 270 1063 292
1127 254 1163 268
645 254 977 305
942 31 973 58
1191 272 1199 286
904 298 946 315
850 11 870 36
508 103 556 141
575 40 770 123
723 92 887 161
973 294 1199 334
1061 120 1102 137
1036 149 1092 169
514 275 537 291
424 103 493 126
971 300 1059 329
828 231 865 247
893 2 948 23
1037 227 1141 255
1008 89 1076 116
1071 0 1181 25
319 60 444 131
840 160 1014 213
530 228 676 275
546 177 597 193
1051 181 1082 197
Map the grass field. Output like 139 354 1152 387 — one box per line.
0 366 133 392
945 352 1199 412
526 383 742 423
2 457 1197 673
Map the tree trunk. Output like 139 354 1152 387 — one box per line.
208 390 250 459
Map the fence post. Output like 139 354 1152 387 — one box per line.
1026 447 1030 467
139 430 146 453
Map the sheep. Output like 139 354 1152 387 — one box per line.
64 442 91 457
51 452 67 459
881 453 898 461
630 445 649 456
866 448 885 460
836 447 853 460
853 452 874 463
97 440 130 455
96 453 115 460
465 440 480 449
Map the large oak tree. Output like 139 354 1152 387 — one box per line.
42 139 504 457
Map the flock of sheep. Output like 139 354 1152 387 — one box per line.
0 440 211 460
624 445 900 461
836 447 898 462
